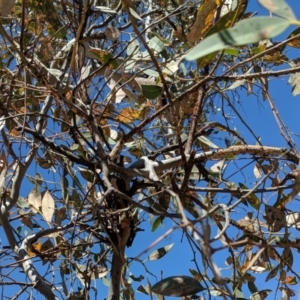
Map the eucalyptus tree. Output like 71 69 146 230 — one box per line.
1 0 300 299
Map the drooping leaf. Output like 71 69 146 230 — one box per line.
148 244 174 260
151 216 163 232
253 163 263 178
184 17 290 61
248 281 258 294
186 0 218 44
265 265 279 282
282 247 293 268
41 190 55 224
28 186 42 213
151 276 204 297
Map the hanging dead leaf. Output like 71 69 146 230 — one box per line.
8 128 22 138
20 214 33 229
186 0 218 45
42 190 55 223
28 241 42 257
28 187 42 213
253 163 262 178
0 0 15 16
117 108 142 123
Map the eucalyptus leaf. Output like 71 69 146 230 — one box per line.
151 276 204 297
184 17 290 61
141 85 162 99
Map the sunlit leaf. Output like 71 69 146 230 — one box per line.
184 17 290 61
148 244 174 260
149 36 165 52
253 163 263 178
28 241 42 257
117 107 143 123
284 276 297 285
198 135 219 149
28 186 42 213
41 190 55 224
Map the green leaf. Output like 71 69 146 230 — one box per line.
151 276 204 297
78 166 94 182
129 7 143 21
151 216 163 232
184 17 290 61
127 39 139 56
198 136 219 149
258 0 296 21
141 85 162 99
265 265 279 282
148 244 174 260
239 183 261 209
17 197 30 209
149 36 165 52
248 281 258 294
